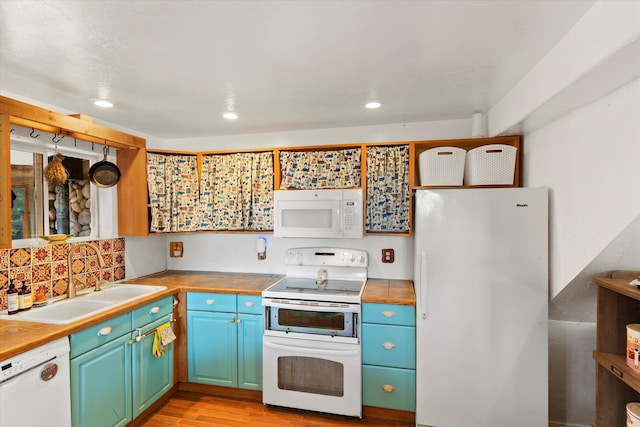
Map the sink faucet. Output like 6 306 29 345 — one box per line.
67 242 106 299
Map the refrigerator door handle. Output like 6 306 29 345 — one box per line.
420 251 428 319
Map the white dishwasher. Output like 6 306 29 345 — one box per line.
0 337 71 426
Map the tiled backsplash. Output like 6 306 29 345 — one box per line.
0 238 125 310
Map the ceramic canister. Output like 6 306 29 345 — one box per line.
627 402 640 426
627 324 640 371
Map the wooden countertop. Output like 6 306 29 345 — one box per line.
0 270 414 360
362 278 415 306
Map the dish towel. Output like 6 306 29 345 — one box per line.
152 322 176 358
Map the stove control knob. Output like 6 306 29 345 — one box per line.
287 251 294 260
295 251 302 260
349 253 356 262
358 254 366 264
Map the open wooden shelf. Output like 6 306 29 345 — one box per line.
593 275 640 427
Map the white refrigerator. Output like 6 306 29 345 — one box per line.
414 188 548 427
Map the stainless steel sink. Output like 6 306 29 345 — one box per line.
0 284 167 324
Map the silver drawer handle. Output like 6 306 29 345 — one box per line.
206 299 215 305
381 384 396 393
382 342 396 350
150 306 160 314
98 326 112 336
382 310 396 318
244 301 254 307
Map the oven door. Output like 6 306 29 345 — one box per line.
264 299 359 341
262 335 362 418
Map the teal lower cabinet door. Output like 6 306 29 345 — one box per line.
186 293 263 390
363 365 416 412
237 313 263 390
187 310 238 387
70 298 175 426
71 334 132 427
132 314 174 418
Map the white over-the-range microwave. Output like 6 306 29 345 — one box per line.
273 189 363 239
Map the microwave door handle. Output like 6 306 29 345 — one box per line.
264 340 360 357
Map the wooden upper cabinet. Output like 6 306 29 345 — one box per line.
117 148 150 236
0 96 524 245
0 97 148 246
0 114 11 248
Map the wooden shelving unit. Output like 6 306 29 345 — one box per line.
411 135 521 189
593 274 640 427
2 96 524 244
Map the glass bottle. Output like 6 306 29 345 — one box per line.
7 280 19 315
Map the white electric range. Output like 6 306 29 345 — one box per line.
262 247 369 418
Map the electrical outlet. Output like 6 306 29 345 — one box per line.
381 249 394 263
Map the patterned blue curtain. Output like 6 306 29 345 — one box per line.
366 145 410 232
199 152 273 230
279 148 361 189
147 153 200 233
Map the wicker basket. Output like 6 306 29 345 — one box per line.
419 147 466 186
464 144 517 185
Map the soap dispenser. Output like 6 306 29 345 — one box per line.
7 280 19 315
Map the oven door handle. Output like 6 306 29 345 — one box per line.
263 340 360 357
265 300 358 313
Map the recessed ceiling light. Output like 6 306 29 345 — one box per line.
94 99 114 108
365 101 381 109
223 112 238 120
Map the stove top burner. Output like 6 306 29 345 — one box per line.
267 277 364 296
263 247 369 304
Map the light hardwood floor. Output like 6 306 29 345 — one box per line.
139 391 414 427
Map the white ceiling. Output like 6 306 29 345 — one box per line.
0 0 595 139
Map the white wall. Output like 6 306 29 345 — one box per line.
138 117 473 279
548 320 596 427
525 77 640 427
151 118 472 151
523 76 640 299
164 233 413 280
124 234 168 279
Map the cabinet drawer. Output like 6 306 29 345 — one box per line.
362 324 416 369
363 365 416 412
363 303 415 326
132 296 173 328
237 295 262 315
187 293 236 312
70 312 132 358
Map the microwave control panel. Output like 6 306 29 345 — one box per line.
342 189 363 238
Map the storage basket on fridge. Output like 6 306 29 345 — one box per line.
464 144 517 185
419 146 466 186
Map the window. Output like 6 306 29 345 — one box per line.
10 127 103 245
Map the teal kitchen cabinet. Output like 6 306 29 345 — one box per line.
131 309 175 418
236 295 263 389
362 303 416 412
70 297 174 427
70 312 133 427
187 293 262 390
